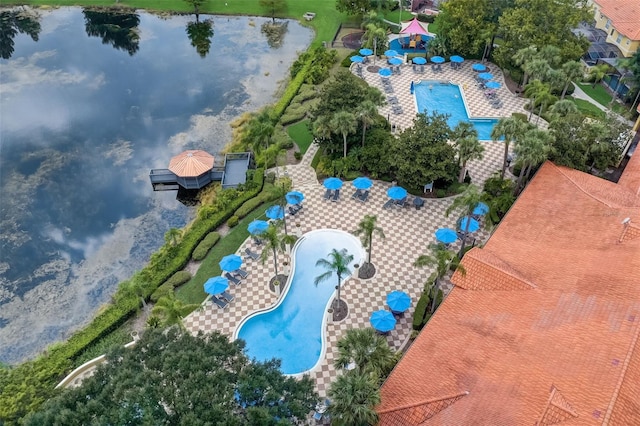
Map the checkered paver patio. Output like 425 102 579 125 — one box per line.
185 141 510 398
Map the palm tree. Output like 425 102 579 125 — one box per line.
314 248 353 311
327 370 380 426
427 34 448 57
356 100 378 147
152 293 199 328
331 111 357 158
549 99 578 119
560 61 584 99
513 128 552 194
512 45 538 88
538 45 562 68
363 23 387 62
247 109 275 153
260 223 285 279
453 122 483 183
588 63 611 88
313 114 333 142
523 58 551 84
353 215 384 278
445 184 483 258
334 328 395 378
524 80 553 122
164 228 182 247
491 116 530 178
414 243 461 313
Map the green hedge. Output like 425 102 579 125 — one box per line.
192 232 221 261
150 271 192 303
273 59 313 119
0 168 265 424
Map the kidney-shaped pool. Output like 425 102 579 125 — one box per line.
235 229 364 375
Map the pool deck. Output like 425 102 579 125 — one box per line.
354 58 531 134
185 137 510 397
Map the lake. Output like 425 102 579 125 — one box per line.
0 6 312 364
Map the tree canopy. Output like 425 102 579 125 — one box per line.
388 112 457 190
24 328 318 425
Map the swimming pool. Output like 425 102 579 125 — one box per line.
414 81 498 140
235 229 365 375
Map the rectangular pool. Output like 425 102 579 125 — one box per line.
414 81 498 140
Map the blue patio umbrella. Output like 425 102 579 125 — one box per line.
459 216 480 233
430 56 445 64
352 177 372 190
378 68 392 78
324 177 343 190
384 49 399 57
248 220 268 235
478 72 494 80
435 228 458 244
473 202 490 216
485 81 501 89
370 310 396 333
266 205 285 220
386 291 411 313
359 48 373 56
204 276 229 295
387 186 407 200
412 57 427 65
472 63 486 71
350 55 364 63
388 57 402 66
219 254 243 272
450 55 464 63
286 191 305 205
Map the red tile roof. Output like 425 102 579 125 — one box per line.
378 160 640 425
592 0 640 40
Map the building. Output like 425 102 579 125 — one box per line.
589 0 640 57
377 157 640 425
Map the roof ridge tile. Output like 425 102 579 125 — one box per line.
378 391 469 425
536 386 578 425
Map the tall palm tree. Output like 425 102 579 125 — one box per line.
445 184 483 258
327 370 380 426
414 243 461 313
538 45 562 68
363 23 387 62
491 116 530 178
334 328 395 378
260 223 285 278
512 45 538 88
560 60 584 99
453 122 483 183
356 100 378 147
314 248 353 310
549 99 578 119
313 114 333 141
164 228 183 247
513 128 552 194
331 111 357 158
353 215 385 277
152 293 199 328
523 58 551 84
524 80 552 122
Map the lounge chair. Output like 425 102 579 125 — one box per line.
358 190 369 203
323 188 332 200
211 296 228 310
288 206 298 216
233 268 249 279
245 247 260 261
352 189 363 199
219 290 234 302
392 105 403 115
383 199 394 209
332 189 340 202
225 272 242 286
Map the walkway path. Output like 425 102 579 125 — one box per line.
571 83 608 112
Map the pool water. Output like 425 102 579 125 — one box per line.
414 81 498 140
235 230 364 375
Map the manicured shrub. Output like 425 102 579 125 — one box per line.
226 215 239 228
436 188 447 198
192 232 221 261
274 60 312 119
417 14 435 23
294 151 302 161
281 105 307 126
150 271 191 302
341 51 360 67
278 139 294 150
412 291 431 330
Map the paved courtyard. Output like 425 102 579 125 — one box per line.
185 138 509 398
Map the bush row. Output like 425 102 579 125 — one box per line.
0 169 265 424
273 59 313 119
192 232 221 261
150 271 193 303
412 291 431 330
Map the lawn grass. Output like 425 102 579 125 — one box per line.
8 0 346 48
570 98 606 119
176 201 276 305
287 120 314 154
575 82 613 107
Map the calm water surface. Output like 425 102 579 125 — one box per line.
0 7 312 364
